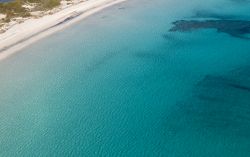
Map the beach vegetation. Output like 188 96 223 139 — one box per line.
0 0 61 23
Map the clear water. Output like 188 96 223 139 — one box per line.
0 0 250 156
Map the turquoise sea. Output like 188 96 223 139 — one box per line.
1 0 250 156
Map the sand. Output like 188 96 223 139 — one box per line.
0 0 126 61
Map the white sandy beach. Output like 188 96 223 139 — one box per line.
0 0 126 61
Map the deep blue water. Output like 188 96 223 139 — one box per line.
0 0 250 156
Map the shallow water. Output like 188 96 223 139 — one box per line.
0 0 250 156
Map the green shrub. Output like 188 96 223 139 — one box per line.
0 0 61 23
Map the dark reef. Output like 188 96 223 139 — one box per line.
167 66 250 138
192 10 238 20
169 20 250 39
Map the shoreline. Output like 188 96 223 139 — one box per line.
0 0 126 61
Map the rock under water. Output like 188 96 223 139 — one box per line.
167 66 250 138
169 20 250 39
